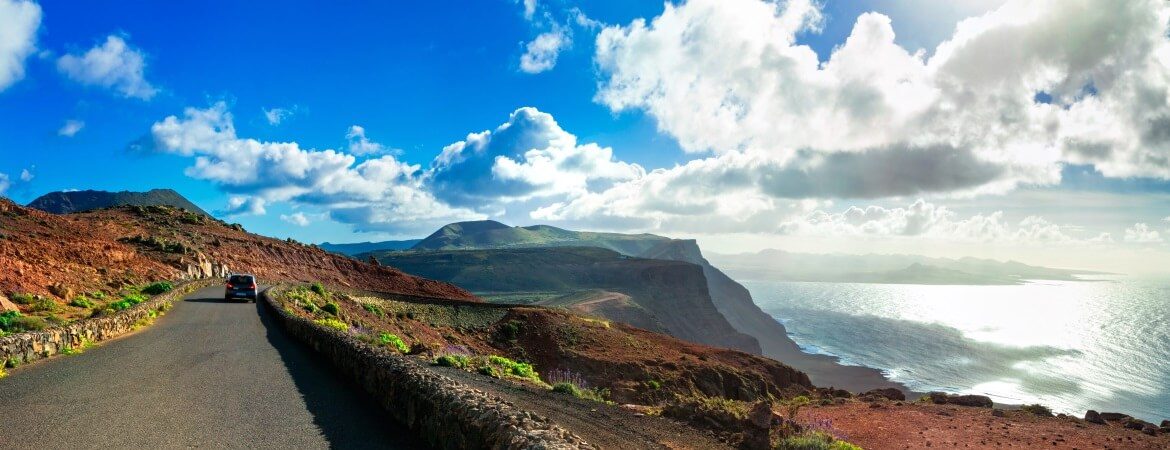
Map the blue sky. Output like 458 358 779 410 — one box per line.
1 0 1169 272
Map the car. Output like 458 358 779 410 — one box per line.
225 274 258 302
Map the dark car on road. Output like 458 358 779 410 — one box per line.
225 274 258 302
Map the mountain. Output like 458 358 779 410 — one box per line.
366 246 762 355
319 239 422 256
27 189 211 216
0 197 476 321
410 220 671 255
707 250 1093 285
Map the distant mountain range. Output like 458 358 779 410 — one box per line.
318 239 421 255
27 189 210 216
707 249 1096 285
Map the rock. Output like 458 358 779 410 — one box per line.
948 395 993 408
47 283 73 300
0 294 18 312
1123 418 1153 431
1100 412 1130 421
864 388 906 401
928 392 949 404
749 402 773 429
1141 425 1158 436
992 409 1005 417
830 389 852 398
1160 427 1170 434
1085 410 1106 424
1162 420 1170 428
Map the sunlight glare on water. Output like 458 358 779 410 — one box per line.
743 276 1170 423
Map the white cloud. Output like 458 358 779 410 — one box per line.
280 212 310 226
263 107 293 126
0 173 9 195
19 168 33 182
221 196 267 216
1124 223 1163 243
518 0 537 20
149 102 482 232
520 26 570 74
0 0 40 92
58 119 84 137
345 125 386 156
593 0 1170 200
429 107 644 209
57 35 157 100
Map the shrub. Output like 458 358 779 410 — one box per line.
478 365 501 378
5 358 17 369
314 318 349 332
9 293 35 305
90 292 106 300
499 321 522 341
379 333 409 353
0 311 21 331
647 380 662 390
362 303 384 318
783 396 811 419
776 431 861 450
322 302 340 316
0 366 5 379
436 354 470 369
488 355 539 382
70 296 95 308
552 382 580 396
310 282 327 296
5 315 46 332
29 296 59 313
1021 404 1054 417
141 282 174 295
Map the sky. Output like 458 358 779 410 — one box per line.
1 0 1169 273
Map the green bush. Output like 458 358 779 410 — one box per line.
436 354 470 369
90 292 106 299
0 311 21 331
776 432 861 450
141 282 174 295
478 365 501 378
70 296 96 308
362 303 384 318
310 282 326 296
0 313 46 333
9 293 35 305
322 302 340 316
1021 404 1054 417
379 333 409 353
647 380 662 390
783 395 811 419
29 296 59 313
314 318 348 332
499 321 521 341
552 382 580 396
488 355 539 382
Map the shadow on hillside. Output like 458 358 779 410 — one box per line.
254 297 430 450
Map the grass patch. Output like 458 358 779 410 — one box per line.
314 317 348 332
140 281 174 295
70 296 96 308
9 293 36 305
775 431 861 450
362 303 384 318
378 332 409 353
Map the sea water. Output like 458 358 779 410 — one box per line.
742 276 1170 423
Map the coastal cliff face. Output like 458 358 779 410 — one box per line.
370 247 762 355
639 239 804 362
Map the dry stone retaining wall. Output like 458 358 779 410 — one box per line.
0 280 213 366
264 286 595 450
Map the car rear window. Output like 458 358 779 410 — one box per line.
230 275 254 284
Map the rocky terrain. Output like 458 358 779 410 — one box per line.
27 189 211 216
0 197 475 321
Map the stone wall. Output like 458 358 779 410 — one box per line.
263 286 595 450
0 280 213 366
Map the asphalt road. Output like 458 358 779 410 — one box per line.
0 286 427 449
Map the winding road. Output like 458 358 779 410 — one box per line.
0 286 426 449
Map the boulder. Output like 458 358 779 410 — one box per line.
1100 412 1130 421
991 409 1005 417
1123 418 1153 431
1084 410 1106 424
47 283 73 300
863 388 906 401
0 294 18 312
948 395 993 408
1162 419 1170 428
927 392 949 404
1141 425 1158 436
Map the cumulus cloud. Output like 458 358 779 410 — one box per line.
19 168 33 182
263 107 293 126
593 0 1170 199
280 212 310 226
57 35 157 99
429 107 644 208
520 26 570 74
1124 223 1163 243
0 173 10 195
518 0 537 20
0 0 40 92
148 102 481 232
220 196 267 216
58 119 84 137
345 125 387 156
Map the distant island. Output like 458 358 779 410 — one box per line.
708 249 1101 285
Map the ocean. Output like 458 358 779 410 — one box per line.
742 276 1170 423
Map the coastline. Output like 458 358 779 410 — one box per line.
757 317 915 395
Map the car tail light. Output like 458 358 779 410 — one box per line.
225 283 232 288
249 284 257 289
